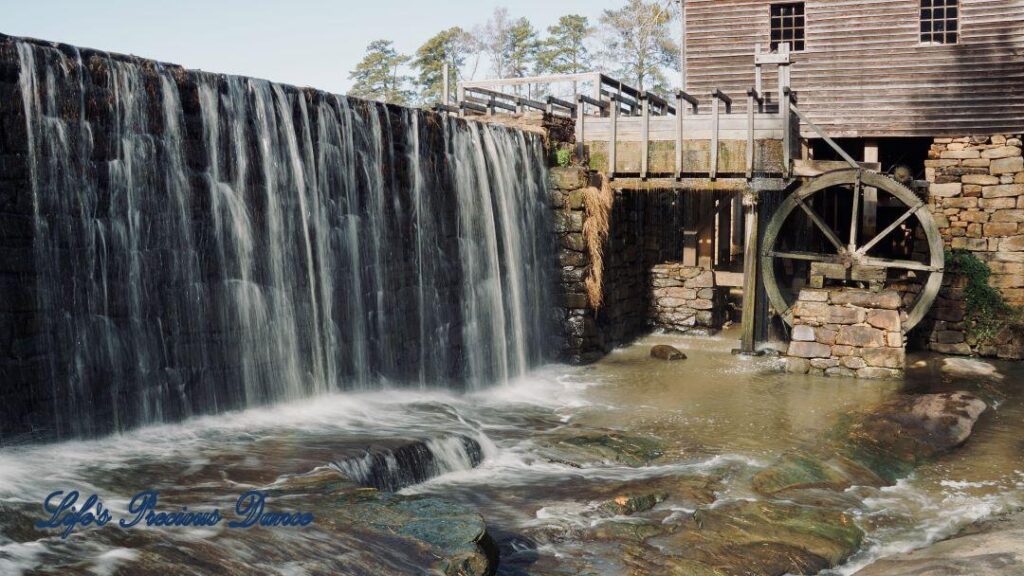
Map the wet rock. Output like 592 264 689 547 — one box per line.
854 512 1024 576
629 500 864 575
942 357 1004 379
650 344 687 361
752 451 885 495
832 391 987 483
539 429 665 467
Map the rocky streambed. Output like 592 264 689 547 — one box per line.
0 332 1021 575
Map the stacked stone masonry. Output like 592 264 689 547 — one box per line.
649 264 724 334
785 288 907 379
924 133 1024 359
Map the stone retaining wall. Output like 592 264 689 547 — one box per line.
922 133 1024 359
785 288 906 379
649 264 724 334
549 167 695 363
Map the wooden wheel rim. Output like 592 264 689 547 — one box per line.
760 168 945 334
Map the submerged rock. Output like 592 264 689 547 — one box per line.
854 512 1024 576
626 500 864 575
942 357 1004 379
650 344 687 361
539 429 666 467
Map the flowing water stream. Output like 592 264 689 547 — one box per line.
0 330 1020 574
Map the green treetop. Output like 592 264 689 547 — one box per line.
412 27 475 105
537 15 593 76
348 39 413 105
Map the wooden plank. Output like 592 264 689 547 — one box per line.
711 95 720 179
739 194 759 354
793 159 881 177
863 140 879 236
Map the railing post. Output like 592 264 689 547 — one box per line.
746 90 755 180
641 93 650 180
675 92 684 180
608 96 619 179
576 95 586 167
782 89 791 178
711 92 720 180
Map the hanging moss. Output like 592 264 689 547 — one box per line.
944 249 1024 343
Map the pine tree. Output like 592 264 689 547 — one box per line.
412 27 474 105
537 15 593 76
348 40 413 105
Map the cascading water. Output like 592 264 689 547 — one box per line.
4 36 553 442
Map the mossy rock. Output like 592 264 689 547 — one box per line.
545 430 666 467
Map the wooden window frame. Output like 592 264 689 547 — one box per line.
920 0 959 45
770 2 806 53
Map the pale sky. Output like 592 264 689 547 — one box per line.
1 0 629 95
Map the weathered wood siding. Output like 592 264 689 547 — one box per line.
684 0 1024 137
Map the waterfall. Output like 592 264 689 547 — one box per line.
3 36 553 441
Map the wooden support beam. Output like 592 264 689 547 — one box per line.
711 93 720 180
675 93 684 179
739 192 760 354
641 94 650 180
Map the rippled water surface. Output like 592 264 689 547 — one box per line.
1 329 1021 575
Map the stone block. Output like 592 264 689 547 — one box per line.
862 347 905 369
866 309 900 331
981 146 1022 159
936 330 965 344
798 289 829 302
836 325 886 348
887 332 903 348
929 183 962 197
549 167 589 190
940 149 980 159
810 358 840 369
831 345 855 356
828 306 864 325
961 174 1001 185
787 341 832 358
991 156 1024 175
930 342 972 355
985 222 1018 237
683 271 715 288
830 290 901 309
983 184 1024 198
962 158 992 168
793 301 829 320
841 356 867 370
981 197 1017 210
792 325 815 342
992 210 1024 223
1000 235 1024 251
857 367 903 379
785 357 810 374
815 326 838 345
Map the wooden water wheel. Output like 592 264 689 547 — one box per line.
761 168 945 333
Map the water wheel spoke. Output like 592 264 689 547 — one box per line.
793 196 846 253
860 256 940 272
855 201 924 256
768 250 838 263
848 172 862 252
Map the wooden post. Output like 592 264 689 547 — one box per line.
711 92 720 180
782 90 792 179
746 91 755 179
608 97 618 179
576 95 586 167
682 193 698 266
679 0 687 92
739 191 760 354
863 140 879 236
641 93 650 180
675 93 684 179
